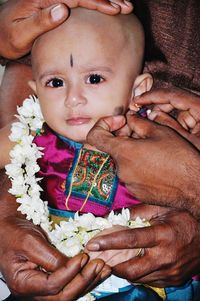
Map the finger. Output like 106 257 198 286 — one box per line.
134 88 197 111
126 112 157 138
34 259 109 300
130 204 171 220
80 262 111 295
87 115 126 152
11 254 88 296
114 123 132 137
65 0 133 14
12 4 69 54
128 269 179 287
177 111 197 130
22 234 68 272
148 110 191 138
113 253 159 282
192 122 200 135
152 103 174 113
86 226 159 252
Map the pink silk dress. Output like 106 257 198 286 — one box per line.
33 124 140 217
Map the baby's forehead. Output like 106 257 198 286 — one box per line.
32 8 144 72
33 8 143 50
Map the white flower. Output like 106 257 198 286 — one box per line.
50 221 78 245
8 178 28 196
20 135 34 145
92 217 112 230
56 236 83 257
107 208 130 226
74 212 96 230
129 216 150 228
17 96 42 118
9 122 29 142
25 161 40 176
5 163 24 178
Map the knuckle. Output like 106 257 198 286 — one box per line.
46 282 60 295
9 30 21 51
8 278 24 296
166 265 184 285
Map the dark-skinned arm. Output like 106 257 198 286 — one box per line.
0 170 111 299
87 114 200 217
87 204 200 287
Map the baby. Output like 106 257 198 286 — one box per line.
28 8 151 219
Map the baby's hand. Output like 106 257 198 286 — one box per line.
85 225 141 267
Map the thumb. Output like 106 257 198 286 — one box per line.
26 234 68 272
15 4 69 51
130 204 171 221
87 115 126 153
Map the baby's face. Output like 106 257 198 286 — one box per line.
32 11 140 143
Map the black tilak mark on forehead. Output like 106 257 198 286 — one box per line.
70 54 73 68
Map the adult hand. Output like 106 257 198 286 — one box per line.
0 0 133 59
85 225 140 266
87 204 200 287
87 114 200 216
132 87 200 149
0 174 111 299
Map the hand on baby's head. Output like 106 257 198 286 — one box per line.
85 225 140 267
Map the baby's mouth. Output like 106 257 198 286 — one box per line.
65 116 91 126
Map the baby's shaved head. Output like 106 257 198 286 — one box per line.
32 8 144 77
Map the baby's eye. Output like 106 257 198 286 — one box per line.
86 74 104 84
46 78 64 88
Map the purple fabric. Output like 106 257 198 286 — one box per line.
34 125 140 216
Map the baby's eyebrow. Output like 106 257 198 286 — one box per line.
38 66 114 81
38 70 62 81
80 65 114 74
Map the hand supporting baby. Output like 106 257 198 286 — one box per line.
131 87 200 150
85 225 142 267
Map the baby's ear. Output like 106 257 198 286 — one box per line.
132 73 153 98
28 80 37 94
129 73 153 111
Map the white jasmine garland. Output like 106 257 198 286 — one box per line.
5 96 149 301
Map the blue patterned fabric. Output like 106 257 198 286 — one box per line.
97 280 200 301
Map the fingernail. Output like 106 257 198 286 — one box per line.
81 254 88 268
148 111 157 121
101 267 112 279
124 0 132 6
110 2 120 9
95 262 104 274
146 109 152 116
87 243 100 251
130 103 141 112
51 4 66 21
